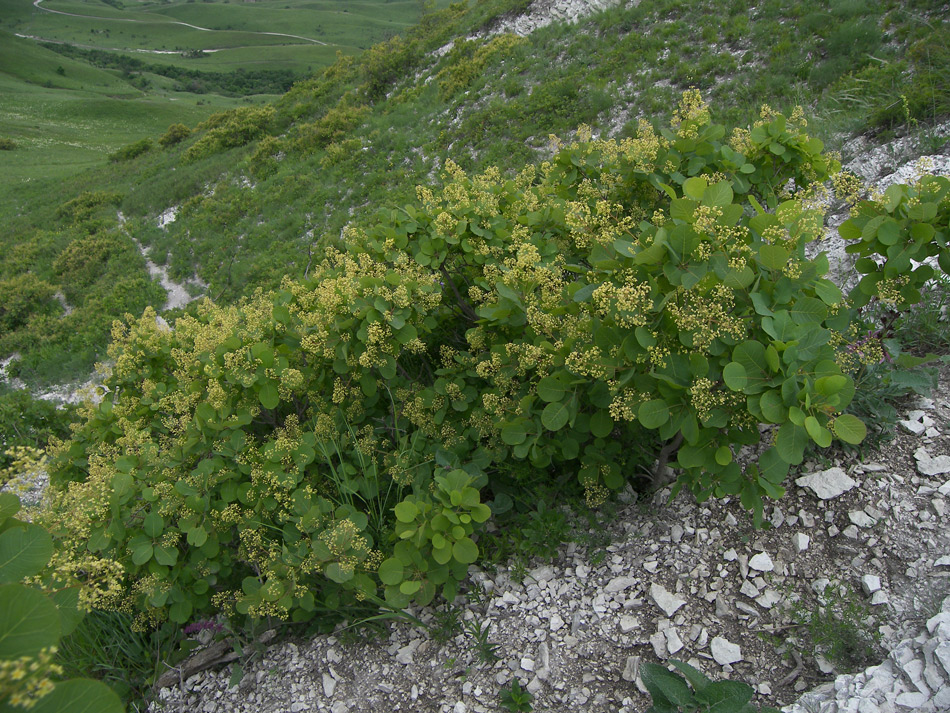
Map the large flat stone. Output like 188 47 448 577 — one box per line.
795 468 858 500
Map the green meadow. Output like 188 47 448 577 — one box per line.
0 31 252 183
0 0 436 184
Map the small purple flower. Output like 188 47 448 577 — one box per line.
183 620 223 636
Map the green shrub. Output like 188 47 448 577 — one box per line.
46 93 950 632
0 389 77 471
109 138 153 163
55 192 123 225
293 97 370 153
158 123 192 148
0 274 58 333
184 106 276 162
437 35 526 100
0 138 17 151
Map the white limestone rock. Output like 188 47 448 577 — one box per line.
650 583 687 617
792 533 810 553
710 636 742 666
795 468 858 500
848 510 877 528
861 575 882 596
606 576 638 594
749 552 774 572
914 447 950 476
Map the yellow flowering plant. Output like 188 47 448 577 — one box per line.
841 172 950 310
49 93 946 628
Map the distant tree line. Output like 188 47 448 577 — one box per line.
40 43 301 96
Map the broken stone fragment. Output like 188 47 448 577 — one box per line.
792 533 810 553
914 447 950 476
710 636 742 666
795 468 858 500
848 510 876 528
650 582 686 617
861 574 881 596
749 552 774 572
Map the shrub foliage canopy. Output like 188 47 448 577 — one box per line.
42 95 949 628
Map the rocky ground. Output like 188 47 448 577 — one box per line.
148 375 950 713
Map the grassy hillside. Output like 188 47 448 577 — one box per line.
0 0 441 183
0 0 428 73
0 30 253 182
1 0 948 387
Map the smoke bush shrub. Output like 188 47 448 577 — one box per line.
47 93 950 627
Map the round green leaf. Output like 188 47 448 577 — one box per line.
394 501 419 523
589 411 613 438
452 537 478 565
722 362 747 391
433 544 453 565
186 525 208 548
758 447 790 485
541 401 570 432
0 523 53 584
28 679 124 713
0 493 20 522
759 390 785 423
168 600 193 624
259 382 279 410
714 446 733 466
153 545 178 567
128 537 154 566
775 422 807 465
833 414 867 445
790 297 828 325
683 176 707 200
758 244 789 271
142 512 164 539
0 584 61 658
500 423 527 445
399 580 421 595
536 376 569 403
638 400 669 429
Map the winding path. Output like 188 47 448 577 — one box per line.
31 0 332 46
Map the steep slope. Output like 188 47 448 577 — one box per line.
0 0 946 387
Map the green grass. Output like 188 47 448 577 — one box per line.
1 0 434 74
0 75 247 184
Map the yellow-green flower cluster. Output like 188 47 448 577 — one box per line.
0 647 61 709
667 284 745 351
672 89 710 139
